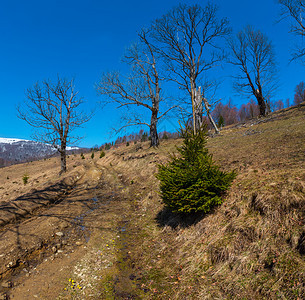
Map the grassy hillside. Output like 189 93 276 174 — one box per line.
97 104 305 299
0 104 304 299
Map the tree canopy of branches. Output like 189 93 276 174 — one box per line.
228 26 277 116
279 0 305 61
294 81 305 104
212 100 239 126
17 77 92 174
96 30 175 147
150 3 230 133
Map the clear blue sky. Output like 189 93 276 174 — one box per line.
0 0 303 147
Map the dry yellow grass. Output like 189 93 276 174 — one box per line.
95 104 305 299
0 104 304 299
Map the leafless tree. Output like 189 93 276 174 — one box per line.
150 3 230 134
294 81 305 104
96 30 176 147
228 25 277 117
279 0 305 61
17 77 92 174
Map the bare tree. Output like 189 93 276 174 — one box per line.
271 99 285 111
228 26 277 117
294 81 305 104
17 77 92 174
150 3 230 133
212 100 239 126
96 30 176 147
279 0 305 61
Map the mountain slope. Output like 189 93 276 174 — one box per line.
96 104 305 299
0 104 304 299
0 138 79 167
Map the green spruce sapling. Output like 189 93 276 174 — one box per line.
156 127 236 214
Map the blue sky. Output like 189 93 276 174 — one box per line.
0 0 303 147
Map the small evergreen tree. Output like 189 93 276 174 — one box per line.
156 127 236 214
141 132 148 142
100 150 105 158
91 152 95 159
22 173 29 185
218 115 225 128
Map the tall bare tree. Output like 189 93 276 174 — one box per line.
279 0 305 61
150 3 230 133
17 77 92 174
97 30 176 147
294 81 305 104
228 26 277 117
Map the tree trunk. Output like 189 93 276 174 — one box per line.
256 94 266 116
60 143 67 174
150 110 159 147
190 80 197 135
194 87 203 131
201 92 219 134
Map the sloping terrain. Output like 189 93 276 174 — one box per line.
0 104 304 299
0 138 81 167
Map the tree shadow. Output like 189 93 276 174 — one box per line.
155 206 207 229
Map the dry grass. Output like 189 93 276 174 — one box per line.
1 105 304 299
96 104 305 299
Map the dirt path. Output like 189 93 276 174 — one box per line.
0 161 150 299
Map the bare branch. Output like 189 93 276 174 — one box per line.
228 26 278 116
150 3 230 133
97 30 177 147
17 77 92 173
279 0 305 61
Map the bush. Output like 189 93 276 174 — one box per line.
100 151 105 158
81 153 85 159
218 115 225 128
91 152 95 159
22 174 29 185
156 127 236 214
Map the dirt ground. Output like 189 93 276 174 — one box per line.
1 104 305 299
0 153 152 299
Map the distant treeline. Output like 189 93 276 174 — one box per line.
209 98 289 128
93 98 299 152
94 129 180 151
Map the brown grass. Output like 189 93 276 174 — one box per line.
96 104 305 299
1 104 305 299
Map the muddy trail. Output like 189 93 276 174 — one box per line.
0 161 150 299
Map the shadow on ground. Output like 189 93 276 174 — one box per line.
155 207 208 229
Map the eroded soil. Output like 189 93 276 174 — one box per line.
0 156 149 299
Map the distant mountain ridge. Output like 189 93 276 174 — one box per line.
0 137 79 167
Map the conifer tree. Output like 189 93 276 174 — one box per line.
156 127 236 214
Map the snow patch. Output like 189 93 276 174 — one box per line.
0 137 30 144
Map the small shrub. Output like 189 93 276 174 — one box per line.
218 115 225 128
81 153 85 159
100 151 105 158
91 152 95 159
156 127 236 214
126 142 129 146
22 174 29 185
141 133 148 142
